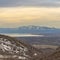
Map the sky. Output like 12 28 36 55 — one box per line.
0 0 60 28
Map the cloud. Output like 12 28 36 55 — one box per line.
0 7 60 21
0 0 60 7
0 7 60 28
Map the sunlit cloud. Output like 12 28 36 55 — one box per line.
0 7 60 28
0 7 60 20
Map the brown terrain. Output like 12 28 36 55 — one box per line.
43 47 60 60
0 35 43 60
0 34 60 60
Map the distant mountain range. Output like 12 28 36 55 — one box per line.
0 26 60 34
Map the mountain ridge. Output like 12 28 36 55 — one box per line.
0 26 60 34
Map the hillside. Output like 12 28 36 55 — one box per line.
44 47 60 60
0 34 60 60
0 34 43 60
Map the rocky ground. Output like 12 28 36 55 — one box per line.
0 35 43 60
0 34 60 60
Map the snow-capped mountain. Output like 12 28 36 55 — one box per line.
0 26 60 34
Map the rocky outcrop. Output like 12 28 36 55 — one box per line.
0 34 43 60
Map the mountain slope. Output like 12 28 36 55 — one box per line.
0 34 43 60
44 47 60 60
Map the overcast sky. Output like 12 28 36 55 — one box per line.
0 0 60 7
0 0 60 28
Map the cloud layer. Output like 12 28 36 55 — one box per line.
0 0 60 7
0 0 60 28
0 7 60 28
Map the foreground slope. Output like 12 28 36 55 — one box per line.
0 34 43 60
44 47 60 60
